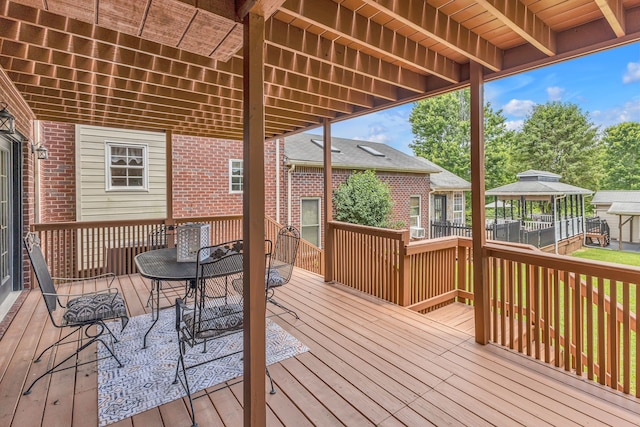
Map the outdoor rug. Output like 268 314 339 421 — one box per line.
97 308 308 426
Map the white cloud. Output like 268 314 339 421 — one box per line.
502 99 536 117
623 61 640 84
546 86 565 101
591 99 640 128
505 120 524 131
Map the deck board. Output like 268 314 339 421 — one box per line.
2 269 640 426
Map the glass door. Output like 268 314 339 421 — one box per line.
0 136 14 306
433 194 447 223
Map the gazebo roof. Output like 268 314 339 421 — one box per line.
1 1 639 139
486 170 593 199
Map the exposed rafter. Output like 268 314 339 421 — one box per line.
594 0 626 37
0 0 639 139
357 0 503 71
279 0 461 83
474 0 556 56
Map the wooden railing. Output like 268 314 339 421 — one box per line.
329 220 640 397
328 221 408 304
264 217 324 275
328 221 473 309
485 243 640 396
31 215 324 277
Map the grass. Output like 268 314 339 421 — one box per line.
572 247 640 267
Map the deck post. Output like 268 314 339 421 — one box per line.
323 119 334 282
398 229 411 306
242 9 267 426
165 129 173 221
470 61 490 344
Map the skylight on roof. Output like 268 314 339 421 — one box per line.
311 138 340 152
357 145 385 157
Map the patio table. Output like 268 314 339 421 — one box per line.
134 247 242 348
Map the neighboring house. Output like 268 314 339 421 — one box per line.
284 133 440 245
38 124 471 248
415 157 471 227
592 191 640 243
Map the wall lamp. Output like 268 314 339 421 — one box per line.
0 101 16 135
31 141 49 160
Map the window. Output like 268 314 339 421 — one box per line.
410 196 421 228
229 159 243 193
453 192 464 224
106 143 147 190
301 198 321 247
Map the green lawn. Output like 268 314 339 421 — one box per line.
572 247 640 267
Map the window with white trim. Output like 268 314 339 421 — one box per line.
229 159 243 193
453 192 464 224
301 198 321 247
410 196 421 228
106 143 147 190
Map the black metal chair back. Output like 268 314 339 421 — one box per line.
174 239 276 427
24 233 58 317
149 224 176 250
269 226 300 286
266 226 300 319
22 232 128 395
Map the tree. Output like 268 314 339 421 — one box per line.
409 88 515 189
333 170 394 227
601 122 640 189
513 102 601 189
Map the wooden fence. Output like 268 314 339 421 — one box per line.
328 221 472 310
485 243 640 396
30 216 640 397
30 215 324 277
329 220 640 397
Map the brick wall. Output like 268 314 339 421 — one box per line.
39 121 76 222
36 123 431 249
171 135 279 218
285 167 430 247
1 66 35 292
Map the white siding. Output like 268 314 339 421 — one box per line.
76 125 167 221
594 205 640 242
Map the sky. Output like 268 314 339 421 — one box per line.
325 41 640 155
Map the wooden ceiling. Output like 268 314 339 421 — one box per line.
1 0 639 140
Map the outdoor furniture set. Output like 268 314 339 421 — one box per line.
22 225 300 427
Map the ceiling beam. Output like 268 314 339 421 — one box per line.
280 0 461 83
236 0 285 19
594 0 626 37
265 18 431 94
174 0 237 21
0 14 376 110
358 0 503 71
474 0 556 56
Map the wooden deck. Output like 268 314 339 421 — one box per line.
2 268 640 426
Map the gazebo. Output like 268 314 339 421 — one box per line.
486 170 593 252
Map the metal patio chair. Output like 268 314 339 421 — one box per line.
174 239 276 427
22 232 129 395
266 226 300 319
145 224 192 308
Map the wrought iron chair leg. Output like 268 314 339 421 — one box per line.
267 297 299 320
266 367 276 394
32 327 81 363
24 334 99 395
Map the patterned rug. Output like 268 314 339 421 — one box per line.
97 308 308 426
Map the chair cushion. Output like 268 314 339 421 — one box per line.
266 268 285 289
63 293 128 325
183 303 243 339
